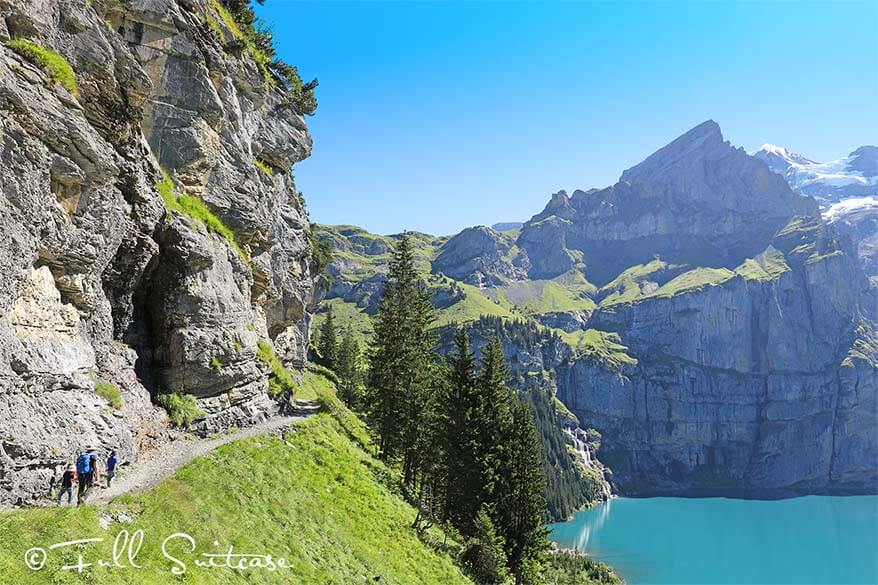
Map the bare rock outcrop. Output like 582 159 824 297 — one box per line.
0 0 320 505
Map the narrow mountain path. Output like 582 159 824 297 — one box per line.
91 412 313 504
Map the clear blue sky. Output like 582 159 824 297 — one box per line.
257 1 878 236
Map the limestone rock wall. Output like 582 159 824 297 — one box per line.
556 227 878 496
0 0 319 505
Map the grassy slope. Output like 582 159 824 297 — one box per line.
641 267 735 300
558 329 637 368
0 378 471 585
434 281 519 327
5 39 78 95
734 246 790 281
489 274 597 316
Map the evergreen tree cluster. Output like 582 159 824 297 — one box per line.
362 236 550 584
315 308 363 408
314 237 617 583
438 315 602 522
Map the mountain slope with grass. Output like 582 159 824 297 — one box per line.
0 376 473 584
0 374 620 585
316 121 878 500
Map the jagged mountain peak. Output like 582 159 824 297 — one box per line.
619 119 725 184
517 120 817 283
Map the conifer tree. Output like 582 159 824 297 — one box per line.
497 399 549 585
336 323 361 407
318 307 338 369
460 506 511 585
474 338 514 502
366 234 437 487
442 326 481 531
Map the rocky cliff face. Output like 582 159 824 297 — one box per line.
432 225 529 286
318 120 877 500
752 142 878 279
0 0 319 505
557 218 877 495
518 121 819 284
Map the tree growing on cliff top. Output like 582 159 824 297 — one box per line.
217 0 318 115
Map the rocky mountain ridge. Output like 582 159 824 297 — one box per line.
317 120 877 498
0 0 320 505
752 142 878 279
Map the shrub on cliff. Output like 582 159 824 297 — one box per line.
212 0 318 115
5 39 78 96
156 391 205 427
94 380 123 410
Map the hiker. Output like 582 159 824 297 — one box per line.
106 450 118 487
90 449 101 488
75 449 92 505
57 465 76 506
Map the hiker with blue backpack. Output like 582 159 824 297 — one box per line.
75 448 99 505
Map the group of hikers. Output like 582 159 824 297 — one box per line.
55 448 119 506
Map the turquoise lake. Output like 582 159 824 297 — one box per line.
547 496 878 585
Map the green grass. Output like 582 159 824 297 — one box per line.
308 371 372 449
252 158 274 177
599 259 674 307
0 408 470 584
156 169 247 262
209 0 274 85
156 392 204 427
256 340 299 398
256 341 322 400
558 328 638 369
94 380 122 410
735 247 790 281
842 323 878 368
806 249 844 264
314 298 374 346
5 39 78 96
316 224 443 283
433 280 519 327
776 215 821 237
642 267 735 300
488 273 597 316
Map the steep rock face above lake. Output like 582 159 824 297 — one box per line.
0 0 319 505
556 218 877 495
319 122 877 499
518 121 819 284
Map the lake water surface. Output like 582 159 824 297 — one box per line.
547 496 878 585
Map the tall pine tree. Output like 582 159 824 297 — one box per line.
474 338 514 505
366 234 438 487
336 323 361 408
442 326 481 532
497 399 549 585
318 307 338 370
